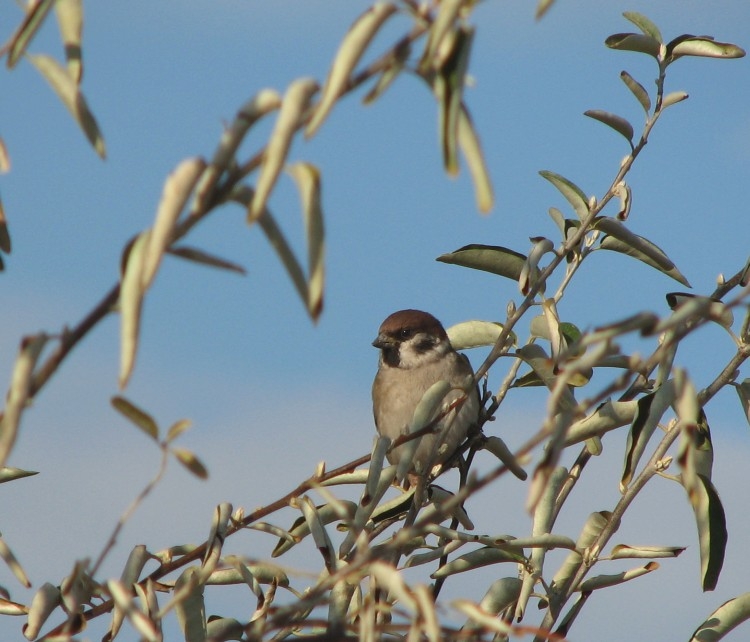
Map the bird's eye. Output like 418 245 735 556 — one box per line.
399 328 413 339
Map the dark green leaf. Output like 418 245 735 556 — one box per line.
168 246 246 275
605 33 661 58
436 244 531 282
685 474 727 591
620 71 651 113
584 109 634 145
622 12 663 43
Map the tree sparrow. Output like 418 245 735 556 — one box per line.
371 309 480 482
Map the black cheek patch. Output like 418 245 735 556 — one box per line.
382 345 400 367
414 337 437 354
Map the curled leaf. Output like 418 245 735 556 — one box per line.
668 36 745 61
305 2 398 137
605 33 661 58
143 157 206 290
447 320 515 350
249 78 319 222
118 231 150 389
0 334 48 468
686 474 727 591
287 162 325 322
690 592 750 642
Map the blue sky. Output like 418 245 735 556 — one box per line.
1 1 749 640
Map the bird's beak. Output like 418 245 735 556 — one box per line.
372 334 391 350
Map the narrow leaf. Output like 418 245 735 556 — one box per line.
0 467 38 484
578 562 659 592
111 396 159 441
28 54 105 158
690 593 750 642
272 501 357 557
143 157 206 290
166 419 192 443
620 384 674 492
0 334 48 468
118 231 150 389
535 0 557 20
172 447 209 480
596 218 690 286
6 0 56 68
539 170 589 219
299 496 337 572
584 109 634 145
622 12 663 42
436 244 532 282
54 0 83 83
305 2 398 137
194 89 281 213
287 162 325 322
363 40 410 104
248 78 319 222
551 512 610 591
458 104 494 213
435 27 474 176
432 547 526 579
620 70 651 113
258 209 309 314
734 379 750 427
0 537 30 587
686 474 727 591
610 544 685 560
605 33 661 58
483 436 527 480
168 245 246 275
419 0 464 69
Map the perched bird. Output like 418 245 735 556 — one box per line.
371 309 480 482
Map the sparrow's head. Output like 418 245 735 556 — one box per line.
373 309 451 369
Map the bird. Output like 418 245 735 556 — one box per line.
371 309 480 484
